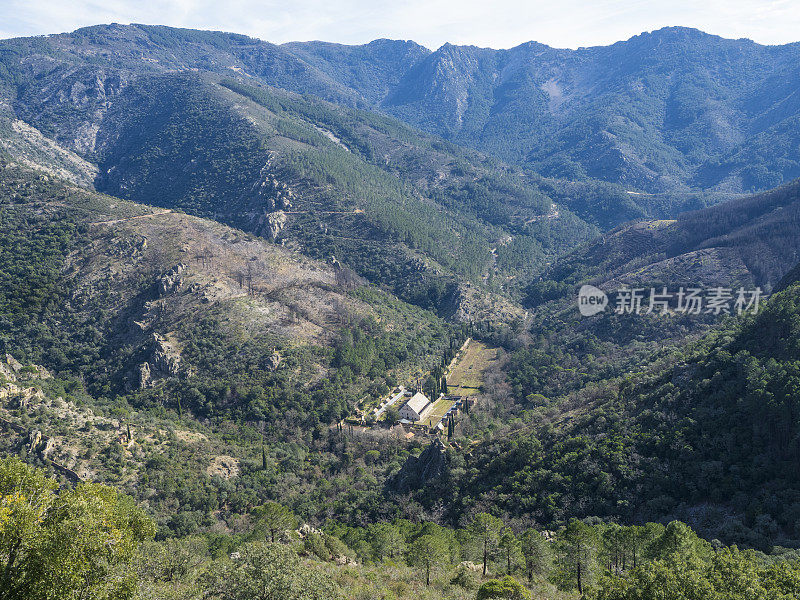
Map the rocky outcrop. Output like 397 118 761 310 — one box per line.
158 263 187 296
109 235 147 258
264 210 288 241
388 438 448 493
265 179 293 211
334 554 358 566
5 354 23 372
64 69 129 154
136 362 152 389
248 161 294 241
206 455 240 480
31 365 52 380
0 354 52 381
253 160 294 211
267 350 282 371
0 382 21 400
297 523 323 538
0 356 19 382
25 429 58 461
151 333 181 376
132 334 182 389
441 285 470 322
28 430 43 453
41 437 56 460
5 386 45 407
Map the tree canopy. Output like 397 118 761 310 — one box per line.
0 457 155 600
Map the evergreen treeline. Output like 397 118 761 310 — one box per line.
5 456 800 600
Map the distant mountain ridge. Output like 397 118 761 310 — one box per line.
288 27 800 194
3 22 800 314
4 23 800 199
530 177 800 308
0 40 600 315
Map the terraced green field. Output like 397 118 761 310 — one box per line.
446 340 499 397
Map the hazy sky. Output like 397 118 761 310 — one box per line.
1 0 799 49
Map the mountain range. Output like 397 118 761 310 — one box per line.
5 23 800 197
4 21 800 584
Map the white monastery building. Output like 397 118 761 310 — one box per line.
399 392 434 422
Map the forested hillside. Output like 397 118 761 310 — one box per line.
0 33 611 313
440 281 800 551
528 177 800 300
0 160 458 423
6 24 798 196
3 19 800 600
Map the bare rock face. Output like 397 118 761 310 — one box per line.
248 161 294 239
28 430 42 453
0 382 21 400
136 362 152 389
66 69 129 154
4 354 22 371
25 430 56 460
265 210 288 241
253 161 294 211
131 334 182 390
388 438 448 493
0 354 52 381
0 356 19 382
441 285 470 322
150 333 181 376
158 263 186 297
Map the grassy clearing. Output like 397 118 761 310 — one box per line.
421 396 457 427
446 340 499 397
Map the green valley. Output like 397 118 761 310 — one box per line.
2 16 800 600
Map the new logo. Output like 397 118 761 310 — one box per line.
578 285 608 316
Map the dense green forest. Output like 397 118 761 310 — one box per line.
4 456 800 600
0 168 87 363
432 282 800 551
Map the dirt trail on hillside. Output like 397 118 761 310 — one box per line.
89 209 173 226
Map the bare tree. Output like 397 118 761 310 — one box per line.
245 261 255 295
